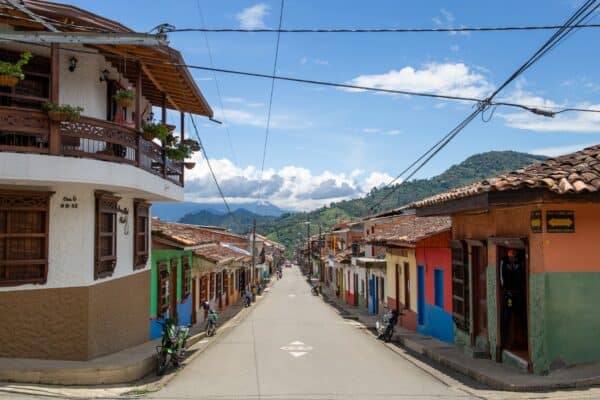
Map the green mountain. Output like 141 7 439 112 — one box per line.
181 151 546 256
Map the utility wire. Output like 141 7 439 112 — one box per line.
167 23 600 34
189 114 244 230
369 0 600 212
257 0 285 207
195 0 238 165
2 36 600 118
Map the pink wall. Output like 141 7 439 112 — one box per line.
416 247 452 314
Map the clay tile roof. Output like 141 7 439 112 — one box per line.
368 216 451 246
193 244 251 265
410 144 600 209
151 219 215 247
334 248 353 263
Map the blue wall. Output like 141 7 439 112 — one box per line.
418 304 455 343
178 297 192 326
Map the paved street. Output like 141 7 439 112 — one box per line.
151 266 474 400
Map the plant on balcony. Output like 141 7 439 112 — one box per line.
141 122 169 142
184 161 196 170
181 139 201 152
41 102 84 122
114 89 135 108
0 51 32 87
165 142 192 161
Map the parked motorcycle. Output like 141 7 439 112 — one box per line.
376 309 400 342
206 310 218 337
155 318 190 376
311 285 319 296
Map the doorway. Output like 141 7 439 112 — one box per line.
472 245 488 345
417 265 425 326
395 264 401 312
403 262 411 309
497 245 528 362
353 273 359 306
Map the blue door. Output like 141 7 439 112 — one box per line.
417 265 425 326
369 277 376 314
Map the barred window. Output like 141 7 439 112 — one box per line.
94 191 120 280
451 241 469 330
182 255 191 299
133 200 149 270
157 261 169 315
0 191 51 286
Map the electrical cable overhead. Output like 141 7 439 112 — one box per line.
369 0 600 212
189 114 244 231
195 0 239 166
1 36 599 117
256 0 285 208
167 23 600 34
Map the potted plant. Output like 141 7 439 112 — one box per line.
142 122 169 142
114 89 135 108
41 102 84 122
0 51 32 88
184 161 196 170
165 142 192 161
181 139 201 151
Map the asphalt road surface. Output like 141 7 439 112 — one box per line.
151 265 475 400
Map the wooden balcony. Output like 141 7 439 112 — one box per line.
0 106 184 187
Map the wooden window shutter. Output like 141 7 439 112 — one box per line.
0 190 52 286
94 191 120 280
182 254 191 299
157 260 169 315
451 240 469 331
133 200 149 270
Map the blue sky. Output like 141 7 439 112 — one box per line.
66 1 600 210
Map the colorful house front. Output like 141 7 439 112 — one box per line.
150 249 193 339
410 144 600 374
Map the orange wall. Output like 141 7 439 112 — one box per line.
452 202 600 273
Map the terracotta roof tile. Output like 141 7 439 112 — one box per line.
151 219 215 246
193 244 251 265
368 216 451 246
410 144 600 209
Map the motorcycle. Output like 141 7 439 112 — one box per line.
311 285 319 296
206 310 218 337
376 309 400 342
155 318 190 376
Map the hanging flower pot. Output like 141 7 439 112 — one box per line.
184 162 196 170
0 75 19 88
181 139 201 151
142 130 155 141
0 51 32 88
42 102 83 122
47 110 71 122
113 89 135 108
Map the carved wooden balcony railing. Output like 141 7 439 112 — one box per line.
0 106 184 187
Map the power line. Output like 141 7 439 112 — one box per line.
257 0 285 206
369 0 600 212
188 114 244 230
195 0 238 165
2 36 600 118
167 23 600 34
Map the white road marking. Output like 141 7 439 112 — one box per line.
280 340 313 358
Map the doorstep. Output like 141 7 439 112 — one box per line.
320 289 600 392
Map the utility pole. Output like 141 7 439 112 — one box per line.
306 221 310 276
318 224 323 283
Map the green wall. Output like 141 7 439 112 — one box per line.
150 249 192 317
486 264 498 361
531 272 600 374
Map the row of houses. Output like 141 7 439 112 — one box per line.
303 144 600 375
0 0 285 363
151 219 284 339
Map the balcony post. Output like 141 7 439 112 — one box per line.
180 111 185 186
161 92 166 178
135 62 142 166
49 43 60 155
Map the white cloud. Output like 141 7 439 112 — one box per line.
215 108 307 129
223 97 264 108
530 143 595 157
346 63 493 99
432 8 469 36
236 3 269 29
300 56 329 66
384 129 402 136
362 128 381 133
184 157 393 211
498 85 600 133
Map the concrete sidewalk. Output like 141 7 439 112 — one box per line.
0 296 247 386
321 287 600 392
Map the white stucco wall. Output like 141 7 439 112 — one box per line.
0 184 152 292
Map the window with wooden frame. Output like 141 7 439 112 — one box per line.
182 255 191 299
133 200 149 270
0 191 51 286
451 241 470 331
157 261 169 315
0 49 50 109
94 191 120 280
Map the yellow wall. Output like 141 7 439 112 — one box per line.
385 247 417 313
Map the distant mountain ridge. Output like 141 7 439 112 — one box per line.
153 201 286 222
176 151 547 254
